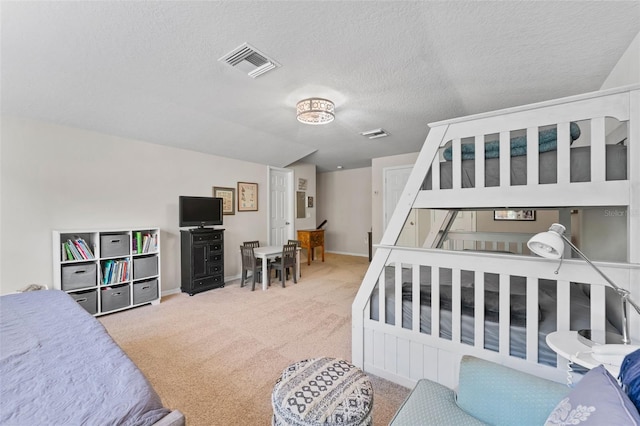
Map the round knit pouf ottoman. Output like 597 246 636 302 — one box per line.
271 357 373 426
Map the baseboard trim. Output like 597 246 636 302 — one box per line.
325 250 368 258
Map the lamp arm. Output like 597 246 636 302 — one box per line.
561 234 640 315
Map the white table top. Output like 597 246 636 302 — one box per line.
253 246 301 257
546 331 621 376
253 246 283 257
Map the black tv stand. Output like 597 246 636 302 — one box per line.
180 228 225 295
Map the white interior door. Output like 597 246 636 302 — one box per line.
384 166 416 246
269 168 293 246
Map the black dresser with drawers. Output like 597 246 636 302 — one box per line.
180 228 224 296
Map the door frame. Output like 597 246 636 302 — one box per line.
268 166 294 245
382 165 414 232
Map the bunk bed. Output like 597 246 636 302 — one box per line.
352 85 640 389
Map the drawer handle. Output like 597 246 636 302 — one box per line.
141 286 150 290
74 270 86 274
111 292 121 296
110 239 120 243
75 298 87 303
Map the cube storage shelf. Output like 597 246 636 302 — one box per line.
52 227 161 316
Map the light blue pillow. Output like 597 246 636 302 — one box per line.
455 356 568 426
545 365 640 425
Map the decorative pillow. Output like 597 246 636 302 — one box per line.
620 348 640 413
545 365 640 425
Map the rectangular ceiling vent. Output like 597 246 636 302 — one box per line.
219 43 281 78
360 128 389 139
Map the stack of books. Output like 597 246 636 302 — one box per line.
133 232 158 254
62 238 95 261
102 259 130 284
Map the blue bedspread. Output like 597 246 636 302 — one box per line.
0 290 170 425
443 122 581 161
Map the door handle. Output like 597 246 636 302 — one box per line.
285 222 290 225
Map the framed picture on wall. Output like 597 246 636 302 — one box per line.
213 186 235 215
494 209 536 221
238 182 258 212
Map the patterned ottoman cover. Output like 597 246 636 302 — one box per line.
272 357 373 426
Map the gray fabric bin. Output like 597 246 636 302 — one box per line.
70 290 97 315
133 279 158 304
100 234 130 258
133 256 158 279
62 263 97 290
100 284 130 312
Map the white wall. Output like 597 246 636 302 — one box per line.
317 167 371 257
0 116 271 294
601 31 640 90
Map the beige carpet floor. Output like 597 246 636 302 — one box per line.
99 253 410 425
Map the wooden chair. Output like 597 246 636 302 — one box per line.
240 245 267 291
273 239 301 279
286 239 301 277
270 243 297 287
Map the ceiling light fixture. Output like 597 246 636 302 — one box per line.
296 98 335 125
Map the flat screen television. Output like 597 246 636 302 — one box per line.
179 196 223 228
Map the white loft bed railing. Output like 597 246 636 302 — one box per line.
352 85 640 388
442 231 534 254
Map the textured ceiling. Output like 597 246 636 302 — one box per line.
2 1 639 172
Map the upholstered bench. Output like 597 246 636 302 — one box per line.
271 357 373 426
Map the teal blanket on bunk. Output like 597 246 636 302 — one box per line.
443 122 581 161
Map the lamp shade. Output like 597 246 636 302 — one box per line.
296 98 335 125
527 224 566 259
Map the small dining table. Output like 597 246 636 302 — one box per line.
252 245 301 291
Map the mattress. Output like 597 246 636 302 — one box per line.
422 144 627 189
0 290 171 425
369 265 620 366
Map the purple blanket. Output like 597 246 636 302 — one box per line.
0 290 170 425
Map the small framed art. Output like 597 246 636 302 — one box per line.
494 209 536 221
213 186 235 215
238 182 258 212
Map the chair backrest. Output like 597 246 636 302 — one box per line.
243 240 260 248
240 245 257 269
287 239 300 247
281 243 297 263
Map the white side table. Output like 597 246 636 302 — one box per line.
546 331 621 377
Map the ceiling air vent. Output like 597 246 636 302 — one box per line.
360 128 389 139
219 43 281 78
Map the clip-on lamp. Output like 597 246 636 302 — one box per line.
528 223 640 350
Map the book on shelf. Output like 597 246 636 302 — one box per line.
136 232 143 254
140 233 157 253
66 240 82 260
76 238 95 259
62 237 95 261
73 240 88 259
102 259 130 284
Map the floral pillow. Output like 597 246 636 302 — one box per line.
545 365 640 425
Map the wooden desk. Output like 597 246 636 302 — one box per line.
297 229 324 266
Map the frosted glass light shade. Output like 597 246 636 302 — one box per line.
296 98 335 125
